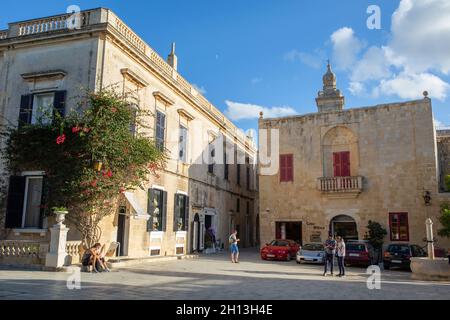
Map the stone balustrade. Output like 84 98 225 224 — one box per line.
318 176 363 194
65 241 83 264
0 240 49 265
0 8 256 151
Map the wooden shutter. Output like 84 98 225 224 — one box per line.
287 155 293 182
162 191 168 231
280 155 285 182
341 152 351 177
19 94 33 127
147 189 155 232
39 176 49 229
184 196 190 232
5 176 26 229
333 152 341 177
173 194 180 232
275 223 281 239
53 91 67 118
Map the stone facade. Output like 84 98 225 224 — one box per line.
259 65 450 251
0 8 257 259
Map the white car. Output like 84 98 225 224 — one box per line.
296 243 325 264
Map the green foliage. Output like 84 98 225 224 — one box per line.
365 220 387 249
1 90 165 245
438 203 450 238
445 175 450 191
51 207 68 213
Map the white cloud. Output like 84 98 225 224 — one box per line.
224 100 297 121
192 84 207 95
348 82 365 96
331 0 450 101
377 72 450 101
251 77 263 85
284 50 323 69
350 46 392 83
330 27 365 70
389 0 450 74
434 118 445 129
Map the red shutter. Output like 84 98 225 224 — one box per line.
341 151 351 177
287 155 293 182
280 155 293 182
333 153 341 177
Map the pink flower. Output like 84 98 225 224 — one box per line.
72 127 81 134
56 134 66 145
111 107 118 113
83 127 91 133
102 170 113 178
91 180 98 188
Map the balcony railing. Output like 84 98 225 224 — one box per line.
0 30 7 39
318 176 363 194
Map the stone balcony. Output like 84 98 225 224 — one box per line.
317 176 363 198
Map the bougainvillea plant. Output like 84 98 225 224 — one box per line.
2 90 166 247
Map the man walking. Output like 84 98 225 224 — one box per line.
323 234 336 276
229 230 240 263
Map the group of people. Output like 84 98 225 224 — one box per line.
81 243 111 273
323 234 346 277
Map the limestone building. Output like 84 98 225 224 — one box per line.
0 8 257 259
259 63 450 250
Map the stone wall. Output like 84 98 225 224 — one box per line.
259 98 450 250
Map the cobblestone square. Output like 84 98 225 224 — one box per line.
1 249 449 300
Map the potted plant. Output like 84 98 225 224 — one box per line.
52 206 69 225
365 220 387 264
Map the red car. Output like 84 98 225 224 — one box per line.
345 241 375 267
260 239 300 261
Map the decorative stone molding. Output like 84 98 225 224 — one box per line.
177 108 195 121
21 70 67 82
153 91 175 106
120 68 149 88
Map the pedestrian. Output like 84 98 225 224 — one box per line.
229 230 240 263
336 236 346 277
323 234 336 276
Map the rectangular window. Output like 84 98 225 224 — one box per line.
237 164 241 186
147 189 167 232
208 146 215 174
333 151 351 177
32 93 54 125
179 125 188 162
236 198 240 213
129 106 138 137
155 111 166 151
224 151 229 180
174 194 189 232
19 91 66 127
4 174 46 229
246 156 251 190
280 154 294 182
389 213 409 241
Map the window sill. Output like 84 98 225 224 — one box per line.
13 228 47 237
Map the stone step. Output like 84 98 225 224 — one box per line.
107 254 199 269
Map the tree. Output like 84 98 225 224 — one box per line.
438 203 450 238
1 90 165 247
365 220 387 263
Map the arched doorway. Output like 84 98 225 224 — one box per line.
330 215 358 241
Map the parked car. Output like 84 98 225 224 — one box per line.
296 243 325 264
434 247 447 258
383 244 427 270
260 240 300 261
345 240 375 267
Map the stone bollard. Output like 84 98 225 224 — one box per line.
426 218 435 260
45 221 69 269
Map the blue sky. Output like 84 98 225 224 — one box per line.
1 0 449 133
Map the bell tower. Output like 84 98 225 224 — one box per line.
316 61 345 113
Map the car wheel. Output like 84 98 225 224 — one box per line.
296 260 301 264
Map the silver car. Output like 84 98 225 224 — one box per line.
296 243 325 264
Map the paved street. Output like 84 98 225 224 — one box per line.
0 248 449 300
